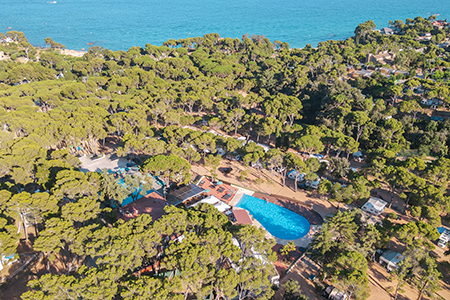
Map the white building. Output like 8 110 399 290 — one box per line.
230 237 280 286
361 197 388 216
215 147 226 156
379 250 405 271
189 195 231 213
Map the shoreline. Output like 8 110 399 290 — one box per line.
58 48 86 57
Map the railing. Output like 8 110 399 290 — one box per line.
285 246 310 275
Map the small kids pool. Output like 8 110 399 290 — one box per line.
118 178 153 207
236 194 310 240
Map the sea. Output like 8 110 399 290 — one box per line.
1 0 449 51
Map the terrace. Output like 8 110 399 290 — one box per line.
196 177 237 204
79 153 132 173
117 191 169 222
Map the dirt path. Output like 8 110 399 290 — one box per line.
366 263 395 300
0 251 74 300
273 257 321 300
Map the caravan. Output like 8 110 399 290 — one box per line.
438 227 450 248
305 179 320 189
287 170 306 182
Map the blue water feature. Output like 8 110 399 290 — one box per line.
118 178 153 207
236 194 310 240
1 1 448 51
153 175 166 187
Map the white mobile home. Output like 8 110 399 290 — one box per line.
361 197 388 216
379 250 405 271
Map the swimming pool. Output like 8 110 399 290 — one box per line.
235 194 310 240
118 178 154 207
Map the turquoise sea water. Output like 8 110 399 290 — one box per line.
236 194 310 240
1 0 449 50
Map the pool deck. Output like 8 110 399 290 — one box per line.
228 185 255 206
79 153 130 173
196 177 239 204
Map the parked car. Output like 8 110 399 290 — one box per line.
297 181 308 189
221 167 233 174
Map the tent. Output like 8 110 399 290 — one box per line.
190 195 231 213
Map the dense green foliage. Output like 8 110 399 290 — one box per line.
23 206 276 300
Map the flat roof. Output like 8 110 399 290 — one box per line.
363 197 388 211
118 191 168 222
381 250 405 264
233 208 253 225
166 183 205 206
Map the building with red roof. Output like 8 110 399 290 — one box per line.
232 208 253 225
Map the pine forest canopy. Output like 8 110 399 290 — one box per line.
0 15 449 299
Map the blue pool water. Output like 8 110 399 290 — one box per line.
118 178 153 206
1 1 448 50
236 194 310 240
